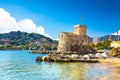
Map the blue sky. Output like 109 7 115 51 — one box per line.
0 0 120 39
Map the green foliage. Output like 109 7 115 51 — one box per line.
91 40 111 50
23 44 30 50
43 45 51 50
96 42 104 49
0 46 4 49
6 44 13 49
52 47 57 50
90 43 95 48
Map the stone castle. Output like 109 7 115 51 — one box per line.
57 24 93 53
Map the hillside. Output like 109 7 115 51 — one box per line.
0 31 58 50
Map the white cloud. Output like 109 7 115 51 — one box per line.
0 8 52 38
112 30 120 35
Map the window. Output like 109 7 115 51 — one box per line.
83 46 84 49
61 35 63 38
82 40 84 43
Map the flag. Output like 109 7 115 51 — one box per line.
80 16 84 20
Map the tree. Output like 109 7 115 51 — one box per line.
6 44 13 49
23 44 29 50
43 45 51 50
102 40 111 49
91 39 112 50
90 43 95 48
0 46 4 50
96 42 104 49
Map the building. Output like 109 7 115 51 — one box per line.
110 41 120 48
0 39 9 46
57 24 93 53
109 35 112 41
92 37 100 45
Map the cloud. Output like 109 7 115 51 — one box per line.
0 8 52 38
112 30 120 35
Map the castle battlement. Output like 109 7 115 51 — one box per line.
74 24 87 35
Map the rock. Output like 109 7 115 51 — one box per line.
82 54 90 59
118 47 120 51
101 52 108 58
116 55 120 58
108 48 120 57
95 53 104 59
79 55 82 58
36 56 42 62
89 47 97 54
64 55 70 58
71 54 79 58
88 54 95 58
42 56 48 61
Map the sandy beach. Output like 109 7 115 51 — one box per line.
98 58 120 80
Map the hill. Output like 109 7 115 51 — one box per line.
0 31 58 50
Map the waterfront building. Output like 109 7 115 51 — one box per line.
92 37 100 45
110 41 120 48
0 39 9 46
57 24 93 53
109 35 112 41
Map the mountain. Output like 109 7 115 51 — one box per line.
90 30 120 43
90 35 120 43
0 31 58 49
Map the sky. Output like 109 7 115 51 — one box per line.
0 0 120 39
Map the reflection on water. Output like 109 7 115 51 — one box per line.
0 50 118 80
56 62 88 80
53 62 109 80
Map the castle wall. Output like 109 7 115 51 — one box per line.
57 24 90 53
57 32 70 52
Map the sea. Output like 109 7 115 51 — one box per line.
0 50 112 80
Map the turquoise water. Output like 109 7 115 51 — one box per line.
0 50 109 80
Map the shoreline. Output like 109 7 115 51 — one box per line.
35 53 120 64
98 58 120 67
98 59 120 80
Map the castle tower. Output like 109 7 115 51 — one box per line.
74 24 87 35
57 24 90 53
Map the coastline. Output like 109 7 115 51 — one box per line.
99 58 120 67
98 59 120 80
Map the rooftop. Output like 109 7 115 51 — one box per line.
74 24 87 28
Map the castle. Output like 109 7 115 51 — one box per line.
57 24 92 53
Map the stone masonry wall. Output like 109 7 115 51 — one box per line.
57 24 91 53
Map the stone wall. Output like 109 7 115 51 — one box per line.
57 24 91 53
74 24 86 35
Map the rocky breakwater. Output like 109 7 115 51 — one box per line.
36 53 100 63
35 49 116 63
35 48 120 64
